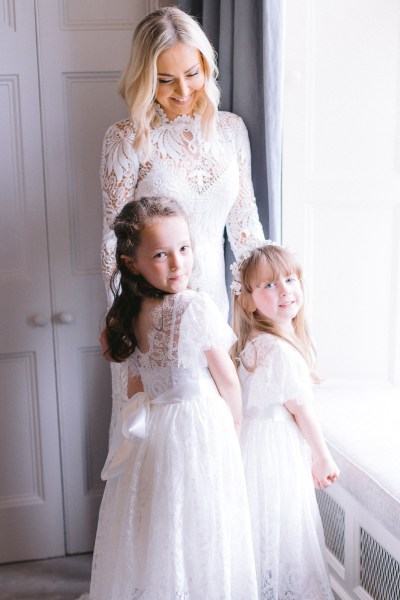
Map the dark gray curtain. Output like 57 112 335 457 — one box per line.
177 0 284 242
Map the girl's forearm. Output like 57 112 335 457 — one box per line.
204 347 243 431
286 401 330 459
286 400 340 487
218 382 243 429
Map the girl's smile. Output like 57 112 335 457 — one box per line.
123 216 193 294
251 274 303 329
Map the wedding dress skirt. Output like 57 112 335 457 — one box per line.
87 292 258 600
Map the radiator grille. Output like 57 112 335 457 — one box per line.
360 528 400 600
316 489 345 565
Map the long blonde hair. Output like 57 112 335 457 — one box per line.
231 245 316 374
119 7 220 157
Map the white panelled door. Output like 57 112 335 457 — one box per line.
0 0 153 563
36 0 151 556
0 0 64 563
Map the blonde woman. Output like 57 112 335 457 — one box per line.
100 5 264 515
101 6 263 315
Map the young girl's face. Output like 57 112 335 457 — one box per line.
126 216 193 294
251 270 303 330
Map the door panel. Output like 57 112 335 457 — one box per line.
0 0 64 563
0 0 156 562
36 0 150 553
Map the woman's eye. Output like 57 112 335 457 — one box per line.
158 70 199 85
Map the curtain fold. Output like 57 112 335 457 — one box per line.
177 0 284 242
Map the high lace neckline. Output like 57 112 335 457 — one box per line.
154 102 201 127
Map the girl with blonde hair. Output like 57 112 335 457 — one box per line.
231 240 339 600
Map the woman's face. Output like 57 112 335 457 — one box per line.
155 43 205 121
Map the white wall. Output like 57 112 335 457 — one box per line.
282 0 400 385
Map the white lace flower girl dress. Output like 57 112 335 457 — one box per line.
238 333 334 600
88 290 258 600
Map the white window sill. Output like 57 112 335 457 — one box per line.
313 379 400 540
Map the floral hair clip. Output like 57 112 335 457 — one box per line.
230 239 280 296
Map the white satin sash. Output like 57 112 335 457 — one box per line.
101 377 218 481
245 404 294 423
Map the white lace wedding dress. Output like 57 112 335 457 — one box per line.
100 106 264 511
101 105 264 315
238 334 334 600
88 291 258 600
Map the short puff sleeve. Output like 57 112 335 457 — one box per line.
247 336 313 407
178 292 236 369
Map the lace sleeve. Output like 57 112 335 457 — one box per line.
225 115 264 260
178 292 236 368
249 336 313 406
126 352 140 379
100 119 140 306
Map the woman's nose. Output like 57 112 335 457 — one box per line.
175 78 189 97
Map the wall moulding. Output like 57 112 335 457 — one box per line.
59 0 153 31
0 0 15 32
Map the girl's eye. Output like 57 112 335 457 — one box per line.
153 252 166 259
265 282 275 289
180 245 191 252
286 276 297 283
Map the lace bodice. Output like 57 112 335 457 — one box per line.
238 334 314 418
101 108 264 316
127 290 236 400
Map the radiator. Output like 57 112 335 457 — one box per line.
316 485 400 600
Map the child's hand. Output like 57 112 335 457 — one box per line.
311 456 340 489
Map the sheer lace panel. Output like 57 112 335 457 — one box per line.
127 292 200 400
